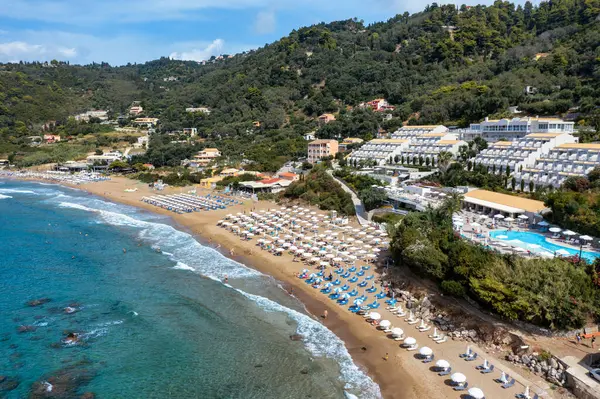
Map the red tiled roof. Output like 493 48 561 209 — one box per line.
260 178 281 184
279 172 296 177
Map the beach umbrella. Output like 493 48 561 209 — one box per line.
468 387 484 399
403 337 416 346
320 261 330 267
435 359 450 369
419 347 433 357
493 214 505 219
391 327 404 337
379 320 391 329
290 245 298 251
518 214 529 220
563 230 576 236
369 312 381 320
581 235 594 241
450 373 466 384
276 248 285 252
549 227 562 233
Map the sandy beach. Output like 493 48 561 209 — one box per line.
15 176 555 399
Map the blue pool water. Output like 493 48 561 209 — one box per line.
489 230 600 262
0 180 380 398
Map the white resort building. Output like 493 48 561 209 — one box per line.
472 133 577 175
460 117 575 142
514 143 600 190
348 139 409 165
391 125 449 140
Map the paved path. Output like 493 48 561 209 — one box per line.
327 170 368 225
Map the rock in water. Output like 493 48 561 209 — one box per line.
26 298 51 307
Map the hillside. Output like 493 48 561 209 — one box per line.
1 0 600 169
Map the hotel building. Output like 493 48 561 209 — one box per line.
460 117 575 142
307 139 339 164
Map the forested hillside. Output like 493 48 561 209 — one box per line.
1 0 600 167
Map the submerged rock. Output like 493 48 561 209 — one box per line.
289 334 303 341
80 393 95 399
17 325 37 334
27 298 52 307
29 360 95 399
0 376 20 392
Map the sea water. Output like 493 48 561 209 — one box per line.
0 181 381 398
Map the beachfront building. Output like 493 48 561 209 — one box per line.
398 138 467 166
239 178 293 194
462 189 547 219
514 143 600 190
307 139 339 164
472 133 577 175
459 117 576 142
133 118 159 128
188 148 221 168
348 139 410 166
186 107 211 114
86 151 123 167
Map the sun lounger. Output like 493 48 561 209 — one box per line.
435 336 447 343
407 319 419 325
438 367 451 376
502 379 516 389
368 302 380 309
349 276 358 283
423 354 434 363
406 344 419 351
396 311 406 317
366 275 374 280
481 365 494 374
375 292 386 299
387 305 400 311
465 353 478 361
418 326 431 332
453 382 468 391
495 374 510 383
393 335 405 341
357 271 365 277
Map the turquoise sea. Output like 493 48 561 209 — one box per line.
0 180 380 398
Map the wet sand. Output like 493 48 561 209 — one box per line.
20 176 548 399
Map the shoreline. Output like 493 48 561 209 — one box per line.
5 176 544 399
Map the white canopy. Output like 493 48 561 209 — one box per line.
369 312 381 320
451 373 466 383
391 327 404 337
404 337 416 345
563 230 576 236
419 346 433 356
494 214 505 219
435 359 450 369
518 214 529 220
468 387 485 399
581 235 593 241
549 227 562 233
379 320 391 328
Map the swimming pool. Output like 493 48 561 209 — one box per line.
489 230 600 263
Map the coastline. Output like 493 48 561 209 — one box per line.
6 176 539 399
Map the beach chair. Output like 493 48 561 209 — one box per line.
407 318 419 325
362 265 371 270
459 349 471 359
453 382 468 391
465 353 478 361
423 354 434 363
375 292 386 299
502 379 516 389
406 344 419 351
385 298 397 306
387 305 400 312
366 287 377 293
438 367 451 376
341 284 350 291
366 275 375 280
338 298 349 305
395 309 406 317
481 365 494 374
357 270 365 277
435 336 447 343
358 281 367 288
349 276 358 283
368 301 380 309
348 266 357 272
495 374 510 384
348 290 358 297
333 279 341 286
341 272 351 279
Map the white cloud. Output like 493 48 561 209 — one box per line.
254 10 276 35
58 47 77 57
0 41 45 61
169 38 225 62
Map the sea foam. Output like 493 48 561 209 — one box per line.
0 194 12 199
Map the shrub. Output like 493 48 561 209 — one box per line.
441 280 466 297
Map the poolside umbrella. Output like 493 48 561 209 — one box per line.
563 230 576 236
538 221 549 226
549 227 562 233
450 373 466 384
369 312 381 320
404 337 416 346
505 217 515 222
581 235 593 241
391 327 404 337
379 320 391 329
468 387 485 399
494 214 505 219
518 214 529 220
435 359 450 370
419 347 433 357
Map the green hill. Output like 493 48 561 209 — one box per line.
1 0 600 169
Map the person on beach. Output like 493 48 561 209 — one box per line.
592 336 596 349
230 248 235 256
123 248 127 254
224 275 228 284
322 310 328 319
384 353 389 361
576 333 582 345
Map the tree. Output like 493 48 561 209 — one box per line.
520 179 525 192
511 177 516 191
529 181 534 192
360 187 388 211
437 151 453 174
109 160 129 170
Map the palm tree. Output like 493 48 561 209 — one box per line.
437 151 453 174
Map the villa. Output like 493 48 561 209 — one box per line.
318 113 336 124
133 118 160 128
188 148 221 168
307 139 339 164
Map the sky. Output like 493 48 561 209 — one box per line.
0 0 520 65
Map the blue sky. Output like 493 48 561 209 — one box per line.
0 0 518 65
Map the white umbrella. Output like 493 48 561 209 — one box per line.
276 248 285 252
320 261 330 267
450 373 467 384
494 214 505 219
581 235 593 241
523 386 530 398
404 337 416 345
471 222 481 227
538 221 549 226
505 217 515 222
435 359 450 369
379 320 391 328
369 312 381 320
468 387 484 399
518 214 529 220
419 346 433 356
391 327 404 337
549 227 562 233
563 230 576 236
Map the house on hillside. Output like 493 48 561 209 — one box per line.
43 134 61 144
186 148 221 168
318 113 336 124
278 172 299 181
360 99 396 112
183 128 198 137
133 118 159 128
304 132 316 141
